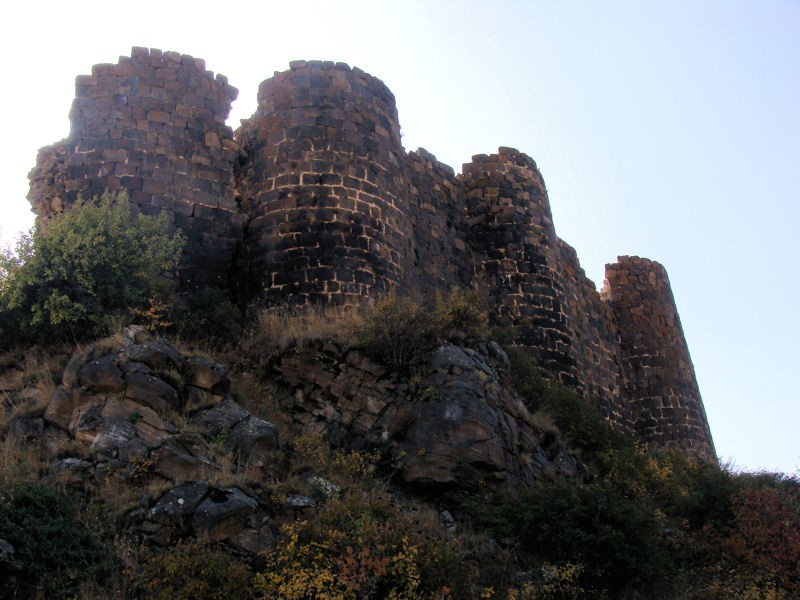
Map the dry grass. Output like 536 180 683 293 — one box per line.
241 303 366 361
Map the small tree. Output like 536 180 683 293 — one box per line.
0 190 184 343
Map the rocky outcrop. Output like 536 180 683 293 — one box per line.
270 339 582 493
15 327 285 553
5 327 587 553
131 482 274 553
41 327 281 481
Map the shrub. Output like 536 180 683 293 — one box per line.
135 540 255 600
464 478 671 595
359 290 440 370
692 476 800 598
0 190 184 343
254 484 496 599
359 288 488 370
0 483 116 598
169 287 243 343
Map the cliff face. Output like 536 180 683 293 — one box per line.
27 48 714 459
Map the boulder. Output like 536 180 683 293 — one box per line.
193 397 249 436
228 415 280 466
145 481 210 546
151 433 215 481
90 417 148 462
146 482 210 526
51 457 94 475
44 385 79 430
123 339 185 371
191 487 259 542
78 355 125 392
186 356 228 392
124 371 178 414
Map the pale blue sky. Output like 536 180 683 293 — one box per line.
1 0 798 473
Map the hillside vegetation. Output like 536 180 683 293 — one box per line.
0 194 798 599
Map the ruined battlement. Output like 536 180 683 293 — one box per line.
27 49 715 459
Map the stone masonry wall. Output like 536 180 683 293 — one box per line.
27 47 242 288
402 148 472 292
236 61 409 305
603 257 715 458
462 148 578 387
558 242 630 429
27 49 715 458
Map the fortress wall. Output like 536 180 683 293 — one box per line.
603 256 715 458
557 241 630 427
402 148 472 293
27 47 242 288
26 49 715 459
237 61 409 305
462 148 578 386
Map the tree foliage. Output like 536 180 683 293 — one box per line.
0 191 184 343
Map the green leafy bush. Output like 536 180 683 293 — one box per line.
0 483 116 598
170 287 243 343
0 190 184 343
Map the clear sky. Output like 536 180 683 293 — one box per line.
1 0 797 474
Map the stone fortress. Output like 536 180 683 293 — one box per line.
27 48 715 460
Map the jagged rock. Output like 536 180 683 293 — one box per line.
123 339 185 371
144 481 210 544
193 397 249 436
391 344 546 490
72 403 106 443
228 415 280 466
90 417 149 462
44 385 78 429
186 356 228 392
124 371 178 414
305 473 341 499
439 510 457 532
185 386 223 412
192 487 259 542
285 494 316 509
101 397 175 446
52 457 94 474
78 355 124 392
273 341 565 492
151 433 215 481
233 517 276 554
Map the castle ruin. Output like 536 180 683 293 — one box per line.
27 48 715 459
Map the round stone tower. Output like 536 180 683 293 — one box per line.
603 256 715 459
462 147 578 386
237 61 409 305
27 47 242 289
